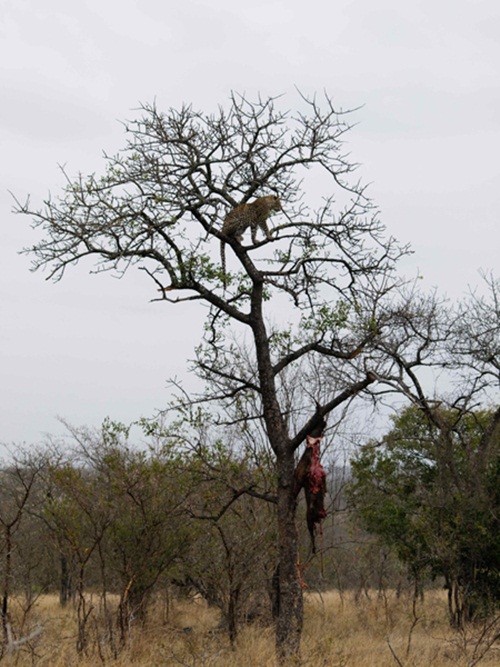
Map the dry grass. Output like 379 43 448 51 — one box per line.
2 590 499 666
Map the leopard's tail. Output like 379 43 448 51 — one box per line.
220 239 227 289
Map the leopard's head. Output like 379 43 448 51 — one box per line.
268 195 282 212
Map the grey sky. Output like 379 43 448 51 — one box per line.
1 0 499 445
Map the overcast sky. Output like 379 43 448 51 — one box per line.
1 0 499 446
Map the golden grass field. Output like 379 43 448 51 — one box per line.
3 590 499 666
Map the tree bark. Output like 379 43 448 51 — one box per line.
275 449 303 663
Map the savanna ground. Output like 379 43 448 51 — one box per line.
3 590 499 666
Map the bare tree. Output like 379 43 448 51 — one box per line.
16 92 411 660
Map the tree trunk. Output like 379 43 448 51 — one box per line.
1 526 11 648
227 585 240 647
275 449 303 663
59 553 71 606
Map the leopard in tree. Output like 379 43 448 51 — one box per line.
220 195 282 286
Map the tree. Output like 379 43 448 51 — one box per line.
16 92 410 660
88 424 193 641
0 451 46 657
184 486 276 645
349 405 500 626
350 276 500 627
42 452 114 654
40 419 196 653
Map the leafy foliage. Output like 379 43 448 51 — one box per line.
349 406 500 624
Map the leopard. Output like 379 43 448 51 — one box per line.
220 195 282 285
